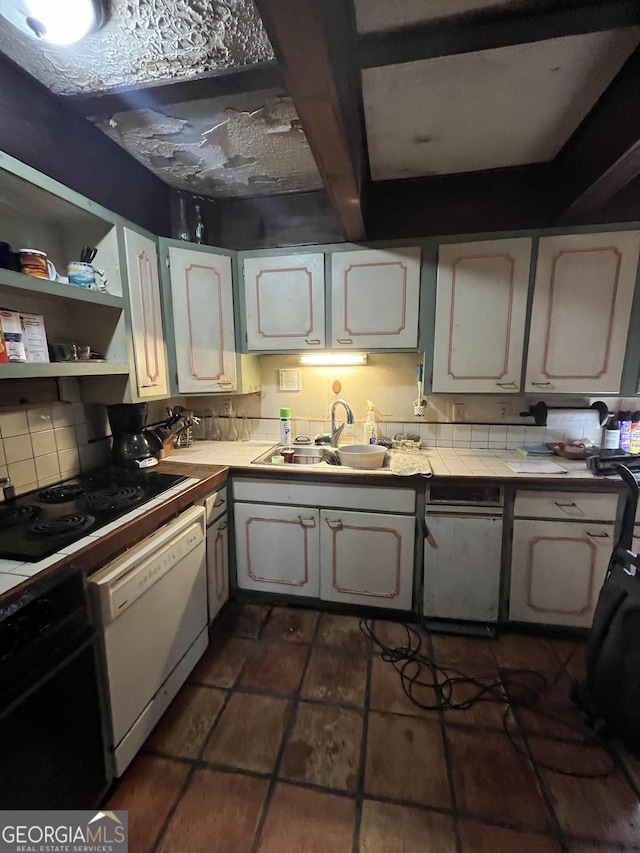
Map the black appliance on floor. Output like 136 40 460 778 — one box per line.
0 567 111 808
572 463 640 756
0 466 187 562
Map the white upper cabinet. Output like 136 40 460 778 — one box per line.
243 253 325 351
433 238 532 392
331 247 421 349
123 227 169 399
525 230 640 394
168 245 237 394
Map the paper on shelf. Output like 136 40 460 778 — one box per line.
506 460 568 474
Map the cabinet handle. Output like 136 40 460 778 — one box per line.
218 522 228 531
214 498 225 507
336 338 353 345
298 515 316 528
305 338 321 345
218 382 234 388
325 518 343 530
496 382 518 389
554 501 578 509
531 381 555 388
586 530 609 539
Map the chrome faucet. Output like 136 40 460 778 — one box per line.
330 399 354 447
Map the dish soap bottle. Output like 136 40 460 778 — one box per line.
365 400 377 445
280 407 292 446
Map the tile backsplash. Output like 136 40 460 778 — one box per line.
0 379 110 496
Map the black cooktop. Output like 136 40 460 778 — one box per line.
0 467 188 562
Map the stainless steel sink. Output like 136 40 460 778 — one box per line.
251 445 335 466
251 444 391 469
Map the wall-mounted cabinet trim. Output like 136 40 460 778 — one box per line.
159 239 260 396
331 246 421 350
243 253 325 351
122 226 169 399
433 238 531 393
525 230 640 394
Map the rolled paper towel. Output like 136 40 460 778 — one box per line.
545 408 602 441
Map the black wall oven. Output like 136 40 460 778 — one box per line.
0 566 111 808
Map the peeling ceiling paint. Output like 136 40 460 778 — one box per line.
0 0 273 94
100 94 323 198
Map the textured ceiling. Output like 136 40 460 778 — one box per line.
0 0 274 94
99 93 323 197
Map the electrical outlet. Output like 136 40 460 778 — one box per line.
223 399 232 414
452 403 465 422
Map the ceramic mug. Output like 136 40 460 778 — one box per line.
67 261 95 289
19 249 56 280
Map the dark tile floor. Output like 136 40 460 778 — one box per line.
106 602 640 853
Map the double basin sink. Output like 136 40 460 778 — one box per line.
251 443 389 470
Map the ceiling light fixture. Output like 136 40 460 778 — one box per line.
0 0 109 46
298 353 368 366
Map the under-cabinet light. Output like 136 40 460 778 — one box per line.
298 353 368 366
1 0 109 45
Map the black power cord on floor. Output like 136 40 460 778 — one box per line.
359 618 618 779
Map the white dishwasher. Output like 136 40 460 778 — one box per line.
89 505 208 777
424 483 504 628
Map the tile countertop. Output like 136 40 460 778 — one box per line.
165 440 616 485
0 461 229 608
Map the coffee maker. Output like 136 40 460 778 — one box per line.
107 403 161 469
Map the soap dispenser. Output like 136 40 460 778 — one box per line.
365 401 377 445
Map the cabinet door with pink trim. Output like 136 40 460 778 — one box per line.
509 519 614 628
525 230 640 394
331 247 421 349
123 228 169 398
433 238 532 392
234 502 320 597
319 510 414 610
243 253 325 351
168 245 237 393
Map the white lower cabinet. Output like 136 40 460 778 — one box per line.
233 481 416 610
234 503 320 597
319 510 414 610
204 486 229 622
424 514 502 623
509 518 614 628
207 515 229 621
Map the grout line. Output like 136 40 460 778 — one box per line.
149 606 271 853
352 646 373 853
249 612 320 853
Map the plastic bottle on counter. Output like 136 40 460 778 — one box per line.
630 411 640 454
619 410 632 452
280 407 292 446
365 400 377 444
603 416 621 450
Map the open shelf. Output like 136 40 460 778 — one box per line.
0 268 123 307
0 362 130 378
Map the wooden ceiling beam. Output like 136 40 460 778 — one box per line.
254 0 366 241
358 0 640 69
365 164 557 240
61 61 285 120
554 48 640 222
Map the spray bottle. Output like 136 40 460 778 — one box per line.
365 401 377 444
